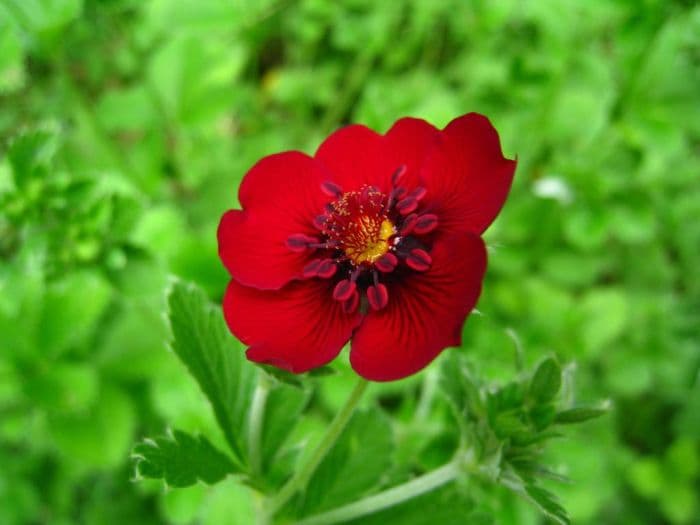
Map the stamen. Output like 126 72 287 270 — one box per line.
391 165 407 186
316 259 337 278
396 196 418 215
393 187 408 199
367 284 389 311
413 214 438 235
286 234 319 252
321 181 343 198
375 252 398 273
307 241 339 249
408 187 426 201
399 213 418 235
405 249 432 271
333 279 357 302
302 259 322 278
343 289 360 314
313 215 328 230
385 187 406 213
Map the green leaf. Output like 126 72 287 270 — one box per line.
260 365 304 389
134 429 237 488
39 270 112 356
440 353 484 418
524 484 570 525
49 385 135 469
555 406 607 425
529 358 562 404
167 280 256 463
299 408 394 516
261 383 310 475
0 16 24 93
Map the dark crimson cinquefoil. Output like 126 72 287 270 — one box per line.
218 114 516 381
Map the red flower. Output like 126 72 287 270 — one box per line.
218 113 516 381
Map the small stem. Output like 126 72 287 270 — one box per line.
413 367 438 424
294 460 463 525
249 372 271 477
265 377 369 518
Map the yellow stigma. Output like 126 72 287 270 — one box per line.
345 218 395 264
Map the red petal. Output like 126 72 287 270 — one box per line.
224 279 361 373
350 233 487 381
218 151 331 290
421 113 516 235
315 118 440 193
384 118 441 190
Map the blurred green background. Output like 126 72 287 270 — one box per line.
1 0 699 523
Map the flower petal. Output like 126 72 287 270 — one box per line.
224 278 362 373
384 117 441 188
314 118 440 193
349 233 487 381
421 113 516 235
218 151 331 290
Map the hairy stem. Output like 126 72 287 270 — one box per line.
249 372 271 477
293 459 464 525
264 377 369 519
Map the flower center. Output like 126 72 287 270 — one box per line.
286 166 440 313
322 187 395 265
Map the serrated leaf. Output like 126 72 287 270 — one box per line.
298 408 393 516
524 484 570 525
555 406 607 424
529 358 561 404
167 280 256 463
134 429 237 487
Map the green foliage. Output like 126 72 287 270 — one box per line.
1 0 699 523
441 353 607 525
134 429 237 488
298 408 394 516
528 358 562 404
167 280 256 464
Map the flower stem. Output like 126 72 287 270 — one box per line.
293 459 463 525
265 377 369 519
249 372 271 477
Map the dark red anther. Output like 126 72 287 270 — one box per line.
408 186 426 201
342 289 360 314
360 185 372 200
391 165 407 186
396 196 418 215
375 252 398 273
313 214 328 230
302 259 322 278
406 249 432 271
333 279 357 302
367 284 389 311
413 213 438 234
399 213 418 235
286 234 318 252
392 187 407 200
316 259 337 278
321 181 343 198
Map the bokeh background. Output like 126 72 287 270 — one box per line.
1 0 699 523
